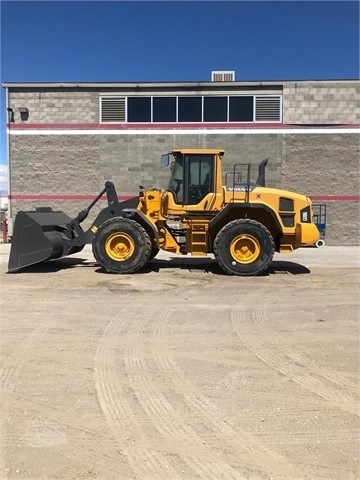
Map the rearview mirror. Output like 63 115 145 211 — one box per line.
161 154 170 167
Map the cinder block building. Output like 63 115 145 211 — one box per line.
3 74 360 244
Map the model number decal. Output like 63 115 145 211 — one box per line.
300 206 311 223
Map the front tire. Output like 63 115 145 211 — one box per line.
213 219 274 276
93 218 151 273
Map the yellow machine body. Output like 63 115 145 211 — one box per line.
137 149 319 258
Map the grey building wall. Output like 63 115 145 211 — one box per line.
281 133 360 245
283 81 360 124
7 80 359 125
8 88 99 123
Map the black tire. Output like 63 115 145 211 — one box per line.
92 217 151 273
213 219 274 276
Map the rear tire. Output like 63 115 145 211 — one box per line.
213 219 274 276
93 218 151 273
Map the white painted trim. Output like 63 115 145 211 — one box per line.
8 127 360 135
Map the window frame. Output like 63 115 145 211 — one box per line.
100 94 282 124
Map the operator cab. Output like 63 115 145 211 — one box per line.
162 150 217 206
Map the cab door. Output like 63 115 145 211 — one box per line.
166 153 215 208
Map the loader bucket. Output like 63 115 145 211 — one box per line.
8 208 84 272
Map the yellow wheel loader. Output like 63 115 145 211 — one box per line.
8 149 320 276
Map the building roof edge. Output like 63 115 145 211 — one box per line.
1 79 359 89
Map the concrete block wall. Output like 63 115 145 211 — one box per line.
8 88 99 124
281 133 360 245
283 81 360 124
281 134 359 195
10 135 100 195
98 133 283 195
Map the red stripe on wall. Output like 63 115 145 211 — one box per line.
8 122 283 129
7 122 360 130
9 194 134 201
9 194 359 202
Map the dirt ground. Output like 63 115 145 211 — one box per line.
0 244 359 480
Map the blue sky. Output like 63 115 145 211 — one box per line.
0 0 359 193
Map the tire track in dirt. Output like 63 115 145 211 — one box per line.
144 305 324 480
95 307 187 480
94 279 358 479
1 285 134 476
252 307 359 392
253 429 359 443
3 393 125 477
122 304 255 480
1 320 124 477
144 295 358 479
231 305 359 416
95 297 256 480
0 324 45 392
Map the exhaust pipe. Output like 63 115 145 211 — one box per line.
256 158 268 187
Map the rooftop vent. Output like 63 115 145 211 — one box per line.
211 71 235 82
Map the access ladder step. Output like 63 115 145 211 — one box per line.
188 220 209 255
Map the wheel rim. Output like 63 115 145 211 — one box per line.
105 232 135 261
230 234 260 264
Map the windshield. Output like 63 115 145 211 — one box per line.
167 154 184 203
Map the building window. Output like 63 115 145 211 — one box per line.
203 97 228 122
127 97 151 122
229 96 254 122
178 96 202 122
153 97 176 122
100 94 282 123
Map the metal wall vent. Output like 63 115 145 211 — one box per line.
255 96 281 121
101 97 126 122
211 71 235 82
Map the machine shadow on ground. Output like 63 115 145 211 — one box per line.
4 256 311 276
143 257 311 275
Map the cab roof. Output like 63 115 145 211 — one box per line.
172 149 225 156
